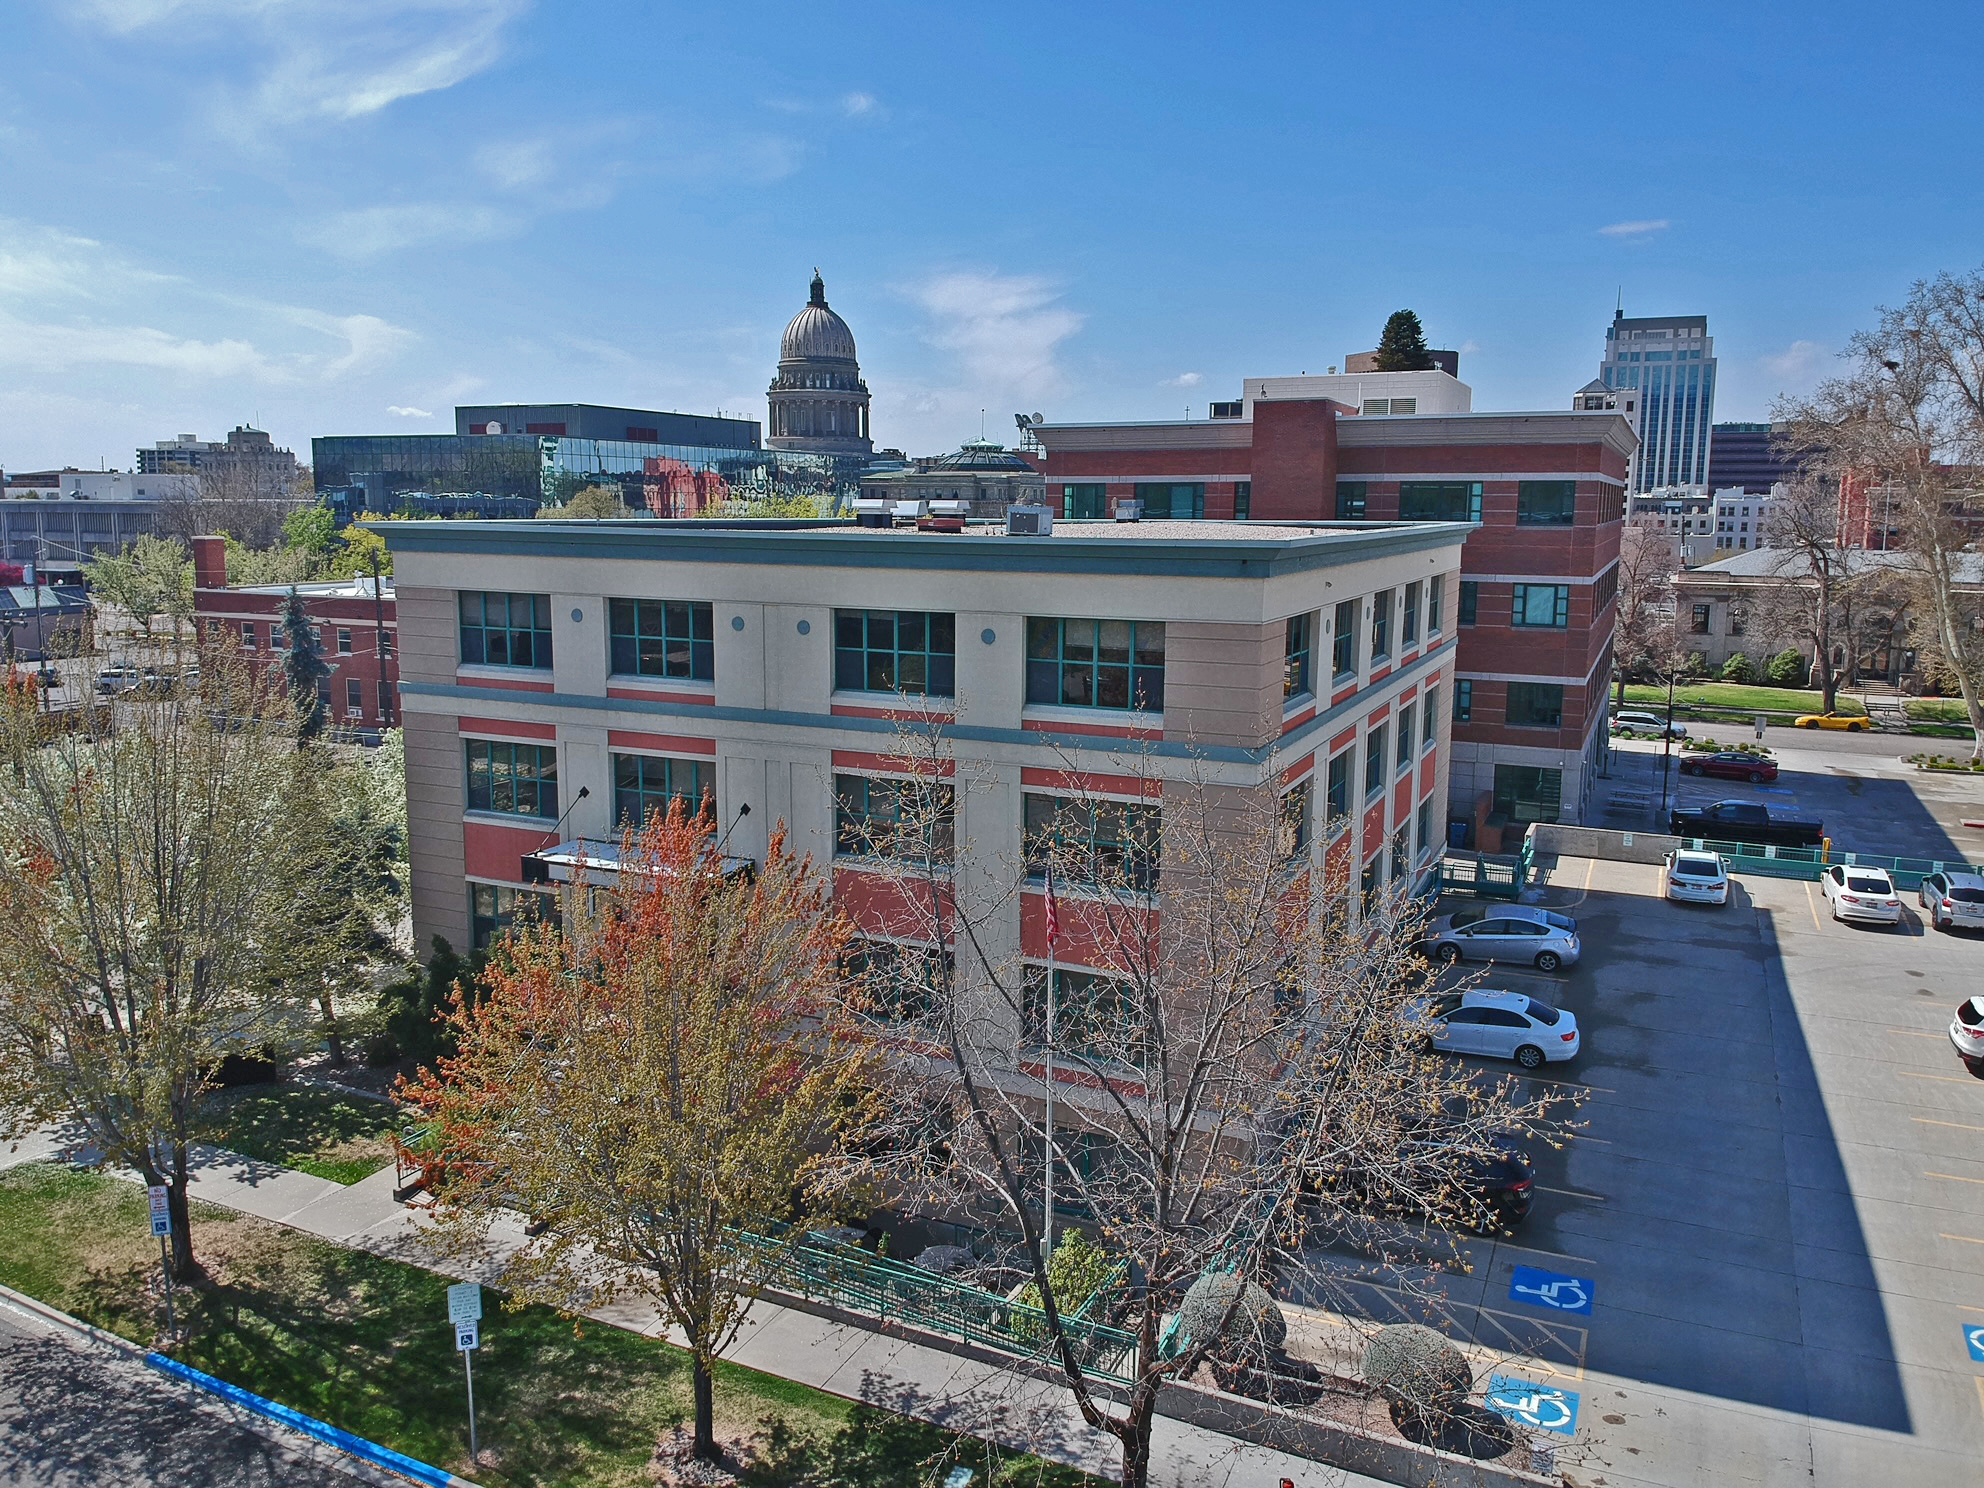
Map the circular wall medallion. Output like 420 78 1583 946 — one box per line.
797 619 811 635
981 628 997 645
731 615 746 631
569 608 583 623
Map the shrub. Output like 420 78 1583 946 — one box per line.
1012 1230 1120 1342
1361 1323 1472 1426
1175 1272 1285 1360
1719 653 1756 684
1767 648 1807 687
378 937 487 1067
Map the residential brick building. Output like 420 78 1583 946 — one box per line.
1031 395 1634 833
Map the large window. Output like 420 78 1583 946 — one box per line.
1063 483 1107 519
1591 566 1618 617
1511 583 1571 628
1517 481 1577 525
1396 701 1415 768
1494 764 1563 824
1458 581 1478 626
1284 613 1315 699
1335 482 1368 520
1023 794 1161 892
1690 604 1711 634
836 774 955 861
1023 965 1146 1063
1456 679 1473 723
1325 750 1351 829
1506 682 1564 728
610 598 713 681
1232 481 1251 520
1025 618 1165 711
1402 581 1421 646
469 883 555 951
835 610 956 696
1331 599 1357 678
1422 684 1439 749
1399 482 1483 522
846 939 950 1026
1281 778 1312 857
1364 725 1387 800
1134 483 1204 520
1428 576 1444 633
466 739 558 818
1416 798 1434 860
1370 589 1393 663
614 754 710 826
459 592 552 669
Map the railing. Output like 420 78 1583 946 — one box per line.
727 1227 1140 1386
1438 835 1535 899
1678 837 1984 890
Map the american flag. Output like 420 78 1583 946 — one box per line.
1043 863 1060 947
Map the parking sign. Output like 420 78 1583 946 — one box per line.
447 1282 482 1325
456 1320 480 1352
147 1185 171 1238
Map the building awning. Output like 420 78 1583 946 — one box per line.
522 838 755 888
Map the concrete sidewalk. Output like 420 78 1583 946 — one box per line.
3 1130 1388 1488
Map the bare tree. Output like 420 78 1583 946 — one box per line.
1754 476 1862 710
155 464 310 550
827 717 1574 1488
1614 525 1680 703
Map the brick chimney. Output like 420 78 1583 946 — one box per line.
191 535 227 590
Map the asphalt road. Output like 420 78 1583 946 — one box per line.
0 1302 363 1488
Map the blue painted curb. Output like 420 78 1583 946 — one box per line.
144 1353 475 1488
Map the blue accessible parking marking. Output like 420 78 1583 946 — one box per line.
1485 1374 1580 1437
1965 1324 1984 1362
1508 1264 1594 1315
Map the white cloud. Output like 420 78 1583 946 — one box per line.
475 136 558 191
0 316 275 379
841 91 882 119
1457 339 1482 356
1598 218 1670 238
1763 339 1826 383
1162 371 1204 388
298 202 516 259
387 404 433 418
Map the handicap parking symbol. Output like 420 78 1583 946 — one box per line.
1966 1324 1984 1363
1485 1374 1580 1437
1508 1264 1594 1316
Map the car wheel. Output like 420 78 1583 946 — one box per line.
1801 720 1819 728
1436 944 1463 966
1850 721 1867 731
1748 771 1764 783
1515 1044 1545 1070
1534 951 1562 973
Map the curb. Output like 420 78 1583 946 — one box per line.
0 1281 479 1488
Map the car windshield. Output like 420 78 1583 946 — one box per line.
1949 888 1984 904
1847 876 1890 895
1521 997 1561 1026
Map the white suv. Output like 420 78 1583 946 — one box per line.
1919 871 1984 933
1612 710 1688 739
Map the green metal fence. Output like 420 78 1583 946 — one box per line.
727 1228 1140 1386
1438 836 1536 899
1677 838 1984 890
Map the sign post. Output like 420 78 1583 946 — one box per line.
147 1185 175 1341
447 1283 483 1462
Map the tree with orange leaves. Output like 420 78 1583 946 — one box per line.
400 801 877 1467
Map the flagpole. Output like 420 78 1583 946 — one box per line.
1042 865 1056 1261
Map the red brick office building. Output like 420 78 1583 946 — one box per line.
1033 394 1634 834
190 535 400 733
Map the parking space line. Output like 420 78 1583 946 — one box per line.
1497 1241 1599 1268
1937 1233 1984 1246
1976 1376 1984 1425
1805 882 1824 934
1914 1117 1984 1133
1901 1071 1973 1085
1522 1074 1616 1094
1958 1302 1984 1316
1925 1171 1984 1186
1536 1184 1607 1202
1888 1028 1944 1039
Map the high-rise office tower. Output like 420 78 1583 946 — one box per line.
1599 310 1716 491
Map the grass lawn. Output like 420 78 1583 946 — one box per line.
1621 682 1865 717
196 1081 402 1184
0 1163 1099 1488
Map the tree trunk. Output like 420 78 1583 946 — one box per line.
691 1354 717 1463
1119 1386 1157 1488
168 1147 196 1281
318 986 346 1067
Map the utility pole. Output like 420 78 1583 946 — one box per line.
368 547 392 727
1660 670 1678 820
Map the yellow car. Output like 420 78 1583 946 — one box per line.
1794 712 1871 732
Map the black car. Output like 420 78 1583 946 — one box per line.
1306 1133 1535 1234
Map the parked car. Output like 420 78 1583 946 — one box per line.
1307 1127 1536 1232
1679 751 1778 784
1422 988 1581 1069
1793 712 1871 731
1419 905 1580 972
1612 709 1688 739
95 665 144 695
1668 799 1824 847
1821 864 1903 925
1951 996 1984 1075
1664 849 1730 905
1918 871 1984 933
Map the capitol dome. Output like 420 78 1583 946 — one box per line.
768 270 873 455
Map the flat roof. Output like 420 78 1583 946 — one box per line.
230 578 396 599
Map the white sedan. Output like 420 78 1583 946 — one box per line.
1664 849 1729 906
1952 996 1984 1075
1422 989 1581 1070
1821 864 1903 926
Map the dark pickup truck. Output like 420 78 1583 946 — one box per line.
1668 799 1825 847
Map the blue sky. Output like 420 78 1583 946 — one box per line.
3 0 1981 473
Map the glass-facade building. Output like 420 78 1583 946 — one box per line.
1598 311 1716 492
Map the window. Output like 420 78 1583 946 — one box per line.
1284 613 1315 699
469 883 554 951
1281 779 1312 857
345 679 363 716
615 754 711 827
1335 482 1368 520
270 622 283 649
1390 397 1417 415
1326 750 1351 829
465 740 558 818
1416 798 1434 861
1456 679 1473 723
836 774 955 861
1458 581 1478 626
1591 566 1617 617
1690 604 1712 634
337 627 353 655
1391 826 1410 883
1361 858 1380 914
1517 481 1577 525
1025 618 1165 711
1023 965 1145 1063
1232 481 1251 520
610 598 714 680
1063 483 1107 519
1364 725 1387 799
1023 794 1161 892
1493 764 1563 824
1361 399 1389 415
459 592 552 669
1511 583 1571 628
1402 581 1421 646
1331 600 1357 677
1730 607 1748 638
1427 576 1444 633
1506 682 1564 728
380 630 394 659
1370 590 1392 663
1421 684 1438 748
835 610 955 696
1133 483 1204 520
1399 481 1482 522
1396 701 1414 768
845 939 950 1025
240 621 256 649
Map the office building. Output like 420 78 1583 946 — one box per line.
0 500 165 582
856 439 1047 516
454 403 760 448
373 516 1466 971
1598 311 1716 492
1032 372 1634 833
1707 422 1799 493
138 426 301 485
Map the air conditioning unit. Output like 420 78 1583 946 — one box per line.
850 497 892 528
1113 498 1142 523
1006 505 1053 537
927 499 970 518
891 498 929 525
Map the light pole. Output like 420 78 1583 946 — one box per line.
1659 669 1678 821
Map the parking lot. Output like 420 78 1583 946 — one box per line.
1292 854 1984 1486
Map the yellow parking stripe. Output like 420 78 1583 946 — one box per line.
1805 882 1824 934
1901 1071 1973 1085
1937 1233 1984 1246
1887 1028 1943 1039
1926 1171 1984 1186
1914 1117 1984 1133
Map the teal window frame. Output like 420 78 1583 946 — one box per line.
846 938 951 1026
1396 701 1414 769
1331 599 1357 678
1422 685 1439 749
1023 964 1146 1064
1233 481 1252 520
1133 482 1205 520
1023 793 1161 893
613 753 710 827
1282 778 1312 856
1506 682 1564 728
1511 583 1571 629
1364 725 1387 800
1458 581 1478 626
1370 589 1393 663
1326 750 1351 828
1063 483 1107 519
1494 763 1563 824
1025 617 1165 712
465 739 558 819
1456 679 1473 723
834 609 956 696
459 592 552 669
609 597 713 680
469 883 555 951
1428 575 1444 633
1284 612 1315 699
835 773 955 862
1335 482 1368 520
1402 581 1421 645
1517 481 1577 525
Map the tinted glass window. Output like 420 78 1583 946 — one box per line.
1444 1009 1490 1025
1480 1009 1528 1027
1522 998 1562 1026
1958 1001 1984 1026
1847 876 1889 894
1950 888 1984 904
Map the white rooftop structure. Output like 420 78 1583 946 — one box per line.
1242 368 1473 418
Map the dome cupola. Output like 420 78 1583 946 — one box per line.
768 269 873 455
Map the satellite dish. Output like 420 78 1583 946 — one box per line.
1031 412 1044 423
483 422 501 434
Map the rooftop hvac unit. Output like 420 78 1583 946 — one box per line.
1113 498 1142 523
891 498 929 524
850 496 892 528
927 499 971 518
1006 505 1053 537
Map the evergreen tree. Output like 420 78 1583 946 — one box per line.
282 588 329 747
1373 309 1435 372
